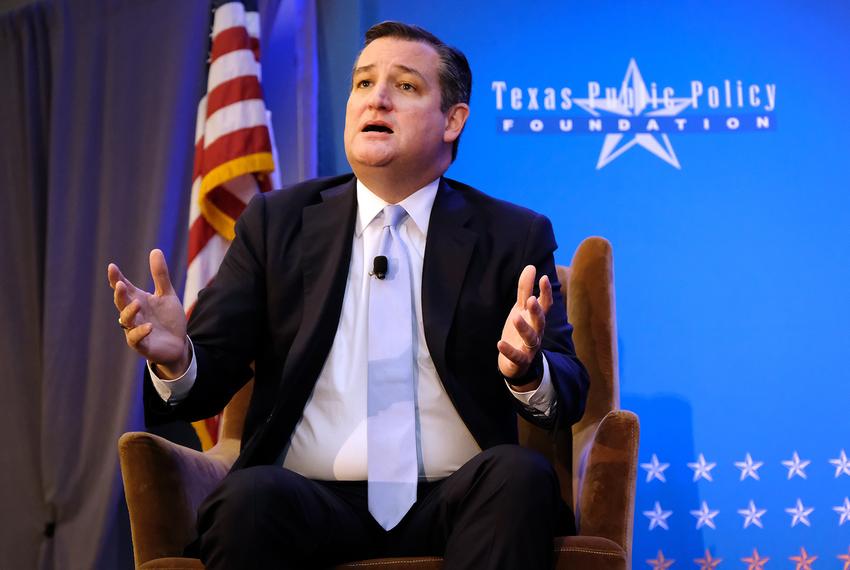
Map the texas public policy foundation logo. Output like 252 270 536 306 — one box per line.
492 59 777 170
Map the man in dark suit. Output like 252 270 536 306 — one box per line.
109 21 588 569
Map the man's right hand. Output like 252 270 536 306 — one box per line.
108 249 190 379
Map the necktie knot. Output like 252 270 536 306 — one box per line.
382 204 408 230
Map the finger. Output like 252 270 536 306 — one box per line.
497 339 530 367
119 299 142 329
538 274 553 314
125 323 153 348
525 295 546 334
150 249 176 297
516 265 536 306
113 280 134 311
107 263 137 292
513 312 539 350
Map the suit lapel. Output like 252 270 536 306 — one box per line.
278 179 356 408
422 178 477 384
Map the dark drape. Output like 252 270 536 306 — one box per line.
0 0 211 567
0 3 51 569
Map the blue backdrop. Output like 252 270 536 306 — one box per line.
326 1 850 567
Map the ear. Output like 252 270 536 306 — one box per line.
443 103 470 143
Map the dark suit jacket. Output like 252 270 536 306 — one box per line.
145 174 589 471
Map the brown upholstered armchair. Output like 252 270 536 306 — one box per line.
119 236 640 569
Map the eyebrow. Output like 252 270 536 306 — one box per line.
352 63 428 83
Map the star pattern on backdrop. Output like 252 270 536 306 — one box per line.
830 449 850 477
690 501 720 530
643 501 673 530
738 499 767 528
688 453 717 482
641 453 670 483
647 549 675 570
741 548 770 570
735 453 764 481
637 451 850 561
784 498 814 527
833 497 850 526
789 547 817 570
572 59 693 170
781 451 811 480
694 549 722 570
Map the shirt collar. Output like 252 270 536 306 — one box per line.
355 178 440 237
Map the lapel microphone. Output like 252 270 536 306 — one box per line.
372 255 388 280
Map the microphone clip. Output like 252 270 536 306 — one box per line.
371 255 388 280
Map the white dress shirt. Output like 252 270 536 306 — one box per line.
151 179 555 480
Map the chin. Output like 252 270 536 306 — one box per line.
350 147 395 168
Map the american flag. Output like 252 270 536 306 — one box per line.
185 0 278 449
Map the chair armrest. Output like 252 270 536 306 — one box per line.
118 432 235 566
575 410 639 553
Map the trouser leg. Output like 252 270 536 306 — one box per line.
196 466 378 569
387 444 568 570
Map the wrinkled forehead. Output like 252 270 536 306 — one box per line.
352 37 441 81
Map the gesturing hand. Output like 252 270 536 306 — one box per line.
107 249 189 378
497 265 553 387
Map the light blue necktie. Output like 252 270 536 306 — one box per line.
367 205 418 530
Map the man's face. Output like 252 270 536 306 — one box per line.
344 37 456 180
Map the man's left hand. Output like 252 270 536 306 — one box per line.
497 265 553 390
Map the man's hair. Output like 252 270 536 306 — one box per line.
361 21 472 161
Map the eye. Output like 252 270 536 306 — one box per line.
356 79 371 89
399 82 416 91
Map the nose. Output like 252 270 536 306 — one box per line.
367 80 393 111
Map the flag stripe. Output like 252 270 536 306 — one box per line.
206 75 264 120
187 215 218 264
245 11 260 39
202 125 271 177
194 96 207 144
208 184 249 223
210 26 259 63
204 99 268 148
185 234 229 309
199 152 274 240
208 49 259 94
211 2 247 38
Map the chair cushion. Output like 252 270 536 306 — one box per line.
554 535 627 570
335 557 443 569
139 537 625 570
139 557 205 569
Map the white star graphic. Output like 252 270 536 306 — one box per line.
640 453 670 483
690 501 720 529
785 498 814 527
781 451 811 479
688 453 717 482
735 453 764 481
830 449 850 477
737 500 767 528
643 501 673 530
572 59 692 170
834 497 850 526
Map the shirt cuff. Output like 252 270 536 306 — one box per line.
148 337 197 404
505 354 555 417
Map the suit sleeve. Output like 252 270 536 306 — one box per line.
144 194 269 424
512 213 589 430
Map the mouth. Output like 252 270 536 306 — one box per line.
361 122 394 134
